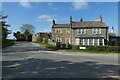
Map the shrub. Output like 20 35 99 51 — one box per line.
61 44 66 48
72 45 79 49
115 38 120 46
44 38 48 44
36 36 43 43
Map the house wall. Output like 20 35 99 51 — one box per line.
71 28 107 45
32 32 51 42
52 27 108 46
52 28 71 44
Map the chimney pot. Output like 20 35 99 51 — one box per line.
70 16 72 23
80 18 83 22
53 19 55 25
99 15 103 22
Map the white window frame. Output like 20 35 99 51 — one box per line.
55 29 62 34
88 39 89 45
56 37 62 42
97 28 101 34
78 28 86 34
102 39 105 46
92 28 101 34
84 29 86 34
60 29 62 33
92 28 97 34
83 39 85 45
66 29 70 34
98 39 99 46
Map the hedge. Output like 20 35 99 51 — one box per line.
70 45 120 53
86 46 120 53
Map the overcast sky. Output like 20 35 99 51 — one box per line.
2 2 118 39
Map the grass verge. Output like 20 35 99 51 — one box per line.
35 42 58 50
2 39 14 48
34 42 119 54
65 48 118 53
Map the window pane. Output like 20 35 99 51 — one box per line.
94 39 98 46
80 39 83 42
99 39 102 43
94 39 98 43
97 28 101 34
78 29 81 34
85 39 88 45
78 29 86 34
99 39 102 46
89 39 93 45
84 29 86 34
80 39 83 45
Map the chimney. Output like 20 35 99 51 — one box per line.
111 26 115 33
99 15 103 22
80 18 83 22
53 19 55 25
70 16 72 23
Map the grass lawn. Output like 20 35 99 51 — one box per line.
65 48 118 53
35 42 58 50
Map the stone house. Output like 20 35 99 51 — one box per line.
32 32 51 43
52 16 109 46
109 27 120 46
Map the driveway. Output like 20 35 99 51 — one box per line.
2 41 119 78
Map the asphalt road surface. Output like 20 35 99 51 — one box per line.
2 41 119 78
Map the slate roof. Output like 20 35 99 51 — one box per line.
52 21 108 28
52 24 70 28
72 21 107 28
109 33 116 37
77 34 105 38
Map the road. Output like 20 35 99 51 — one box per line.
2 41 119 78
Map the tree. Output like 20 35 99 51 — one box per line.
115 38 120 46
20 24 35 41
13 31 25 41
20 24 35 35
0 11 11 41
23 30 32 41
2 26 8 40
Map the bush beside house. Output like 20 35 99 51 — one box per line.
71 45 120 53
86 46 120 53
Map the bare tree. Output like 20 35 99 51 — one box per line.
20 24 35 41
